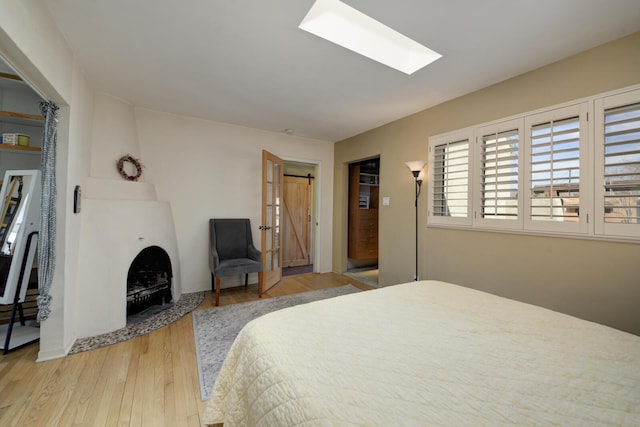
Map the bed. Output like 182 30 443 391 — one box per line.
203 280 640 426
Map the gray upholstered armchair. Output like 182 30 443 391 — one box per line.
209 219 263 306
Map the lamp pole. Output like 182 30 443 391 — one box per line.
412 173 423 281
405 161 426 282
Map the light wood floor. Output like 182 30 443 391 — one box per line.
0 273 371 427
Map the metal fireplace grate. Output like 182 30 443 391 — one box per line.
126 247 172 316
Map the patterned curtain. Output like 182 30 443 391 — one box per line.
37 101 58 322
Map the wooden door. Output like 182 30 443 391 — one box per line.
282 176 311 267
261 150 284 292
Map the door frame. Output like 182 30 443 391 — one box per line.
342 155 381 274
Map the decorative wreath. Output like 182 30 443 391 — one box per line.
116 154 144 181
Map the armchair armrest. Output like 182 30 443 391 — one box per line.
248 244 261 262
209 245 220 271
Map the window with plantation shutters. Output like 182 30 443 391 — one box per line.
428 130 472 226
427 84 639 242
477 120 522 227
595 88 640 238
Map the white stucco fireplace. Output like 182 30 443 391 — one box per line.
74 179 181 338
73 93 181 340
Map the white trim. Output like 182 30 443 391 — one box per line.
427 222 640 245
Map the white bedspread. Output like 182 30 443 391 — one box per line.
203 281 640 426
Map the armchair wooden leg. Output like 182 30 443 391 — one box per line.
215 277 222 306
258 270 264 298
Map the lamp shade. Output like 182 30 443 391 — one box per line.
417 167 427 182
405 160 427 178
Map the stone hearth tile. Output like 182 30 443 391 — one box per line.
69 292 205 354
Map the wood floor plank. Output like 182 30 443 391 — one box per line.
89 343 132 427
0 356 32 404
162 326 177 427
69 346 109 425
170 317 191 424
177 312 202 420
17 358 70 427
128 336 148 427
143 325 166 427
103 342 135 427
0 273 372 426
0 354 63 426
116 338 144 427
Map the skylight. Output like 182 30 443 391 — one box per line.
299 0 442 75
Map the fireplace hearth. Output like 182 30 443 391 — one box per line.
127 246 173 316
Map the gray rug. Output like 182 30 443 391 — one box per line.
193 285 361 400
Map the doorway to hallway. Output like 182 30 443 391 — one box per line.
282 161 316 276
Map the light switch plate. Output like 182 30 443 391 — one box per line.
382 196 390 206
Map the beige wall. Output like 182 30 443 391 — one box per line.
334 32 640 335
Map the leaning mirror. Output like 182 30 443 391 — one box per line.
0 170 40 305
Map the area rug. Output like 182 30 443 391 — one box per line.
193 285 361 400
69 291 205 354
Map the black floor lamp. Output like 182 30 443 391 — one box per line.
405 161 427 281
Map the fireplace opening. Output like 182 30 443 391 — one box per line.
127 246 173 318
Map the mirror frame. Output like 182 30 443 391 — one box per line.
0 169 40 305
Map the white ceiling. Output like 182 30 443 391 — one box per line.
42 0 640 142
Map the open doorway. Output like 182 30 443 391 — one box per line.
281 161 316 277
0 56 46 351
345 157 379 287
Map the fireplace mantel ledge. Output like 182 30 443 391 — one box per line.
84 177 157 201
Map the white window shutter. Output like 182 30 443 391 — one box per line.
524 104 590 234
428 129 473 227
595 89 640 239
475 119 524 229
